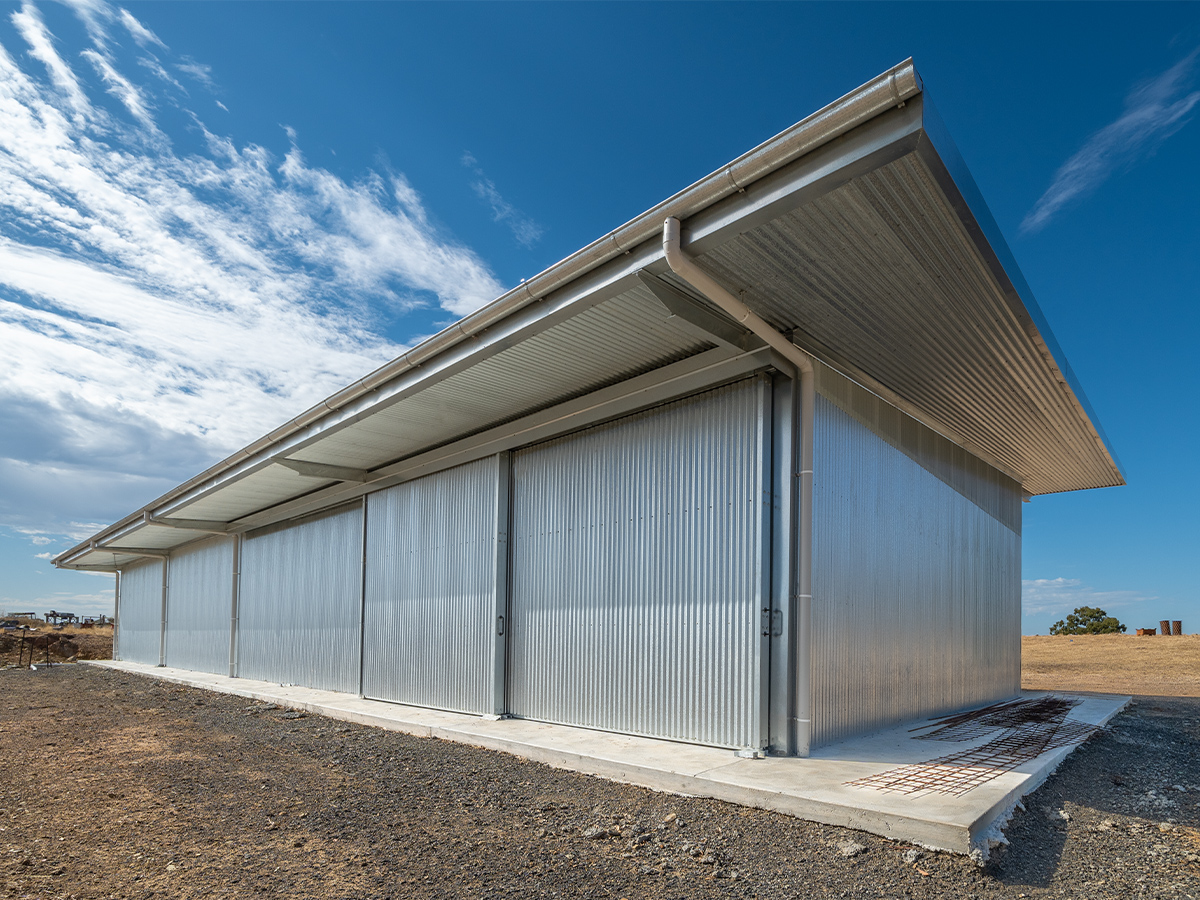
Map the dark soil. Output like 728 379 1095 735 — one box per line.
1 665 1197 899
0 625 112 668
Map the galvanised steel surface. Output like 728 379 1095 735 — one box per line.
237 505 363 693
508 377 771 750
698 151 1122 496
361 457 501 714
163 536 234 675
115 558 163 665
810 367 1021 747
173 289 713 525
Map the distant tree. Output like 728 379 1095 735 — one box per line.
1049 606 1127 635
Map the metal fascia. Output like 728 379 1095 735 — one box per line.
916 98 1125 489
55 59 922 566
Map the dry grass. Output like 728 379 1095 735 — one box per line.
1022 633 1200 697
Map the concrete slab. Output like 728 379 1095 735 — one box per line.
88 660 1129 859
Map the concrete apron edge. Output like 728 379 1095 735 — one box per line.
963 694 1132 854
84 661 1119 857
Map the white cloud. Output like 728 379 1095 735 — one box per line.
0 1 508 543
117 7 166 50
1022 577 1155 618
34 552 53 559
461 151 544 248
81 47 153 126
1023 48 1200 232
175 57 214 89
11 2 89 118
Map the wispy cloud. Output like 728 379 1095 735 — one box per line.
175 56 214 89
81 47 153 126
117 7 166 50
11 2 89 117
0 1 506 543
1022 48 1200 233
1022 577 1155 618
462 151 544 248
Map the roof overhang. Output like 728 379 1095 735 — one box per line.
56 59 1123 572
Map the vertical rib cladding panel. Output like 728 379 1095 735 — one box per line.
116 558 162 665
362 458 497 713
164 537 234 675
811 384 1021 748
238 507 362 693
509 378 768 749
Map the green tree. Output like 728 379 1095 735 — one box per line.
1049 606 1127 635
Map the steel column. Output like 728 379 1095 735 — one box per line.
491 452 513 717
228 534 241 678
113 570 121 661
158 556 169 667
357 495 368 698
768 373 797 754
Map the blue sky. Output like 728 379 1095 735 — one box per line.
0 2 1196 635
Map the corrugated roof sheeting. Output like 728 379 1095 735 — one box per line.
171 464 338 523
698 152 1121 496
287 289 713 471
103 523 191 550
55 66 1123 572
89 288 714 545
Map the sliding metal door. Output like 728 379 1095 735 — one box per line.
507 378 771 749
237 506 363 692
115 558 162 666
362 457 505 714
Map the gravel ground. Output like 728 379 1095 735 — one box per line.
1 665 1197 899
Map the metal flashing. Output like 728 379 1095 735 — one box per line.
55 59 1120 572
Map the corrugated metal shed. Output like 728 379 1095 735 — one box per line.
55 60 1120 571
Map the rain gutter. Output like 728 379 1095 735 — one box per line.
54 60 920 570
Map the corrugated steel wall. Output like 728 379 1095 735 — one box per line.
237 506 363 693
508 378 770 749
811 366 1021 746
116 558 162 665
164 537 233 674
361 457 499 713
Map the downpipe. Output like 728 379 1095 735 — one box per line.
662 216 816 757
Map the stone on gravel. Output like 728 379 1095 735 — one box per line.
836 841 866 858
6 665 1200 900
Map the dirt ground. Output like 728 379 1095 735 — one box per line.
1023 634 1200 697
0 623 113 668
1 641 1198 898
